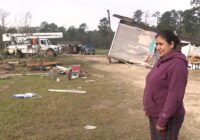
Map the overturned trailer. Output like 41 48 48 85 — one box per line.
108 14 157 64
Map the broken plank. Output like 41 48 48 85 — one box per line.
48 89 86 94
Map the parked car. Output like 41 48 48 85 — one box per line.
80 44 95 55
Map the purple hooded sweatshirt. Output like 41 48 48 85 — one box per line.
143 50 188 128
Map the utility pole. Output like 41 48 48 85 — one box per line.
107 9 112 63
107 9 112 46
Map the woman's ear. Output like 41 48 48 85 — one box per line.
170 41 175 49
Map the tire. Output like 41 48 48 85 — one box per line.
16 50 24 58
46 49 55 57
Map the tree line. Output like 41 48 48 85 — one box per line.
0 11 114 49
133 0 200 43
0 0 200 50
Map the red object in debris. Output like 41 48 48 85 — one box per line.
71 65 80 72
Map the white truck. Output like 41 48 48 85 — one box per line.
2 32 63 57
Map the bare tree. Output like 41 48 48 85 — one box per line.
14 12 32 33
144 10 150 25
152 11 161 25
23 12 32 33
0 9 9 32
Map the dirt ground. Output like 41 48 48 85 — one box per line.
74 55 200 140
0 54 200 140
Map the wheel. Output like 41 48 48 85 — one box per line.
16 50 24 58
46 49 55 57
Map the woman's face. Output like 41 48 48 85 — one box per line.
155 36 174 57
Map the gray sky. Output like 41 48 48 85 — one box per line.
1 0 191 30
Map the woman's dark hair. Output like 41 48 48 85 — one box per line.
155 30 180 49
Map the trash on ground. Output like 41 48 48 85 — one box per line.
13 93 41 99
78 71 87 78
56 78 61 82
27 60 58 71
0 73 47 77
48 89 86 94
85 80 95 83
48 68 58 79
7 61 21 65
56 66 70 74
0 74 12 80
92 74 104 78
81 76 87 79
24 73 48 76
67 65 81 80
0 63 15 71
84 125 97 130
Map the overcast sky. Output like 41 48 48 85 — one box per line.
1 0 192 30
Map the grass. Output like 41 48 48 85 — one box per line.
1 55 199 139
95 49 109 55
0 56 150 140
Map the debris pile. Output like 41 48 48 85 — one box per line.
188 55 200 63
0 63 15 71
188 55 200 70
27 60 58 71
48 68 59 80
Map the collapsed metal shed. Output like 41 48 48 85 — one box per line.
108 14 157 64
108 23 156 64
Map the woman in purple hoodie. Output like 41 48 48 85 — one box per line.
143 30 188 140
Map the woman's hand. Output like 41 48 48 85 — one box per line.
145 112 148 117
144 55 150 62
156 125 165 131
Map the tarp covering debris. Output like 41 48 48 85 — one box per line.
181 44 200 57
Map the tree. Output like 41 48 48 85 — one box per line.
97 17 114 49
191 0 200 6
23 12 32 33
133 10 143 23
0 9 9 33
181 7 200 41
39 21 59 32
40 21 48 30
98 17 109 35
48 23 58 32
78 23 87 32
157 10 183 33
6 27 18 33
152 11 161 25
157 11 172 30
170 10 183 32
66 26 78 41
144 10 150 25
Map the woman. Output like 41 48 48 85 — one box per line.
143 30 188 140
